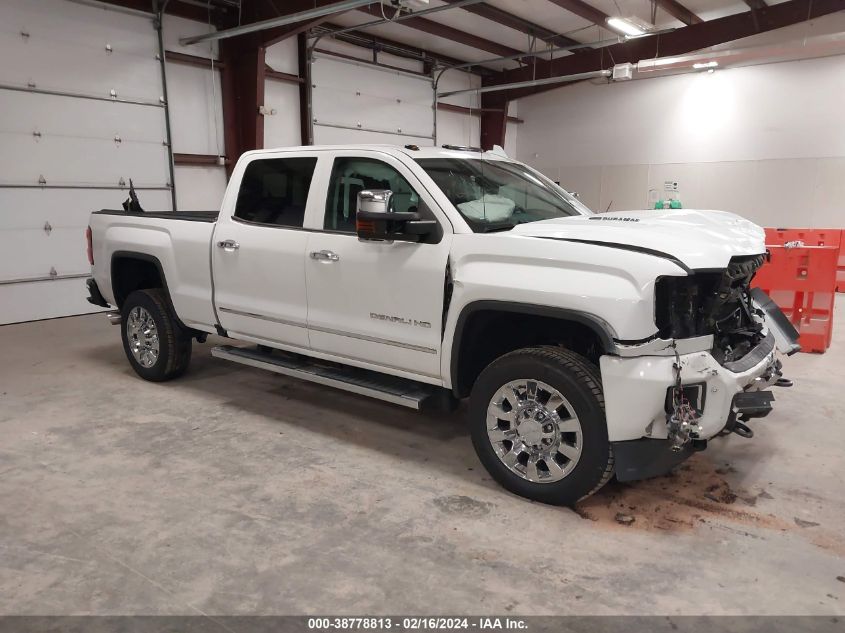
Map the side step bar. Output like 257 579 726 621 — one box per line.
211 345 437 410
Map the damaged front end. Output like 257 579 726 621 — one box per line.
654 254 796 450
655 254 768 364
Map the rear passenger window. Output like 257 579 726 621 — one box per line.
324 157 422 233
234 157 317 227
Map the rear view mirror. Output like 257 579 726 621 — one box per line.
356 189 436 242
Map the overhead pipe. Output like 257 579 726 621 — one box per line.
437 69 612 98
179 0 377 45
439 28 676 74
320 0 486 38
431 27 673 143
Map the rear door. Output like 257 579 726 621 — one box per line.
304 150 452 382
212 154 319 350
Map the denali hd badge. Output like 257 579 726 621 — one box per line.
370 313 431 328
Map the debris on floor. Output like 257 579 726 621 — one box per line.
704 481 738 505
794 517 821 528
574 455 788 532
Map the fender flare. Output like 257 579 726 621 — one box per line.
110 250 191 332
449 300 618 396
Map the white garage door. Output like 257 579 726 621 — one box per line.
311 52 435 146
0 0 173 324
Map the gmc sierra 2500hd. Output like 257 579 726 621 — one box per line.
85 144 799 505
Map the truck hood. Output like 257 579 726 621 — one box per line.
510 209 765 270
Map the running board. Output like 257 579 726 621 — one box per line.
211 345 436 410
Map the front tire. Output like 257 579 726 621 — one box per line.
468 347 613 506
120 289 191 382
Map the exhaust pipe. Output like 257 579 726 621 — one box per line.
106 311 121 325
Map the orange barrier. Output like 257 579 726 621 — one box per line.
839 230 845 292
764 228 841 249
754 245 838 353
764 227 844 291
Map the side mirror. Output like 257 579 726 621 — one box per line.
356 189 436 242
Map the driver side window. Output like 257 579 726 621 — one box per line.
324 157 422 233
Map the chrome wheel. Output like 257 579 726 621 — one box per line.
126 306 160 368
486 379 583 483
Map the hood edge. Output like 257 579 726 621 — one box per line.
537 237 692 274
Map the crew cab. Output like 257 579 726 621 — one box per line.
85 144 798 505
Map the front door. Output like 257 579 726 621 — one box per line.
212 155 318 350
305 153 451 382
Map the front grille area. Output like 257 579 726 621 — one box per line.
655 254 766 363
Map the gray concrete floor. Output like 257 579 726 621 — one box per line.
1 303 844 616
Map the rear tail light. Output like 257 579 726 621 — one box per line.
85 226 94 265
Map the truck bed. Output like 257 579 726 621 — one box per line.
88 207 219 330
92 209 219 222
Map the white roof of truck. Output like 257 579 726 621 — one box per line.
248 144 512 162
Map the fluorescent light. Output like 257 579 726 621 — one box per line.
692 61 719 69
606 17 645 37
651 56 682 67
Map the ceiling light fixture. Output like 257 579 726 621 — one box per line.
606 17 645 37
692 61 719 69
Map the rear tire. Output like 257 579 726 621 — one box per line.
468 346 613 506
120 289 191 382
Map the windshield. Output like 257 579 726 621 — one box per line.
415 158 592 232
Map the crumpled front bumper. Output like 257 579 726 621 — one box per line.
600 332 780 444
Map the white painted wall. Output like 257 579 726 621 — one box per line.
516 52 845 227
163 15 228 211
265 38 302 149
437 70 481 148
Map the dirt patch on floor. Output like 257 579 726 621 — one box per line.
574 454 790 533
809 533 845 558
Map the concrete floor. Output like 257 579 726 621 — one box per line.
1 304 844 617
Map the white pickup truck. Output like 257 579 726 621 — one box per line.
85 144 799 505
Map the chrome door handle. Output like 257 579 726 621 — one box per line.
217 239 240 251
310 250 339 262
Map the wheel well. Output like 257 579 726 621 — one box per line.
452 308 608 398
111 255 164 308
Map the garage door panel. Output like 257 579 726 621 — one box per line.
0 0 170 324
0 91 166 143
0 277 104 325
0 134 170 187
0 188 172 231
313 87 432 137
1 227 92 280
314 126 435 147
0 0 157 65
0 31 161 102
312 56 431 100
311 54 434 144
